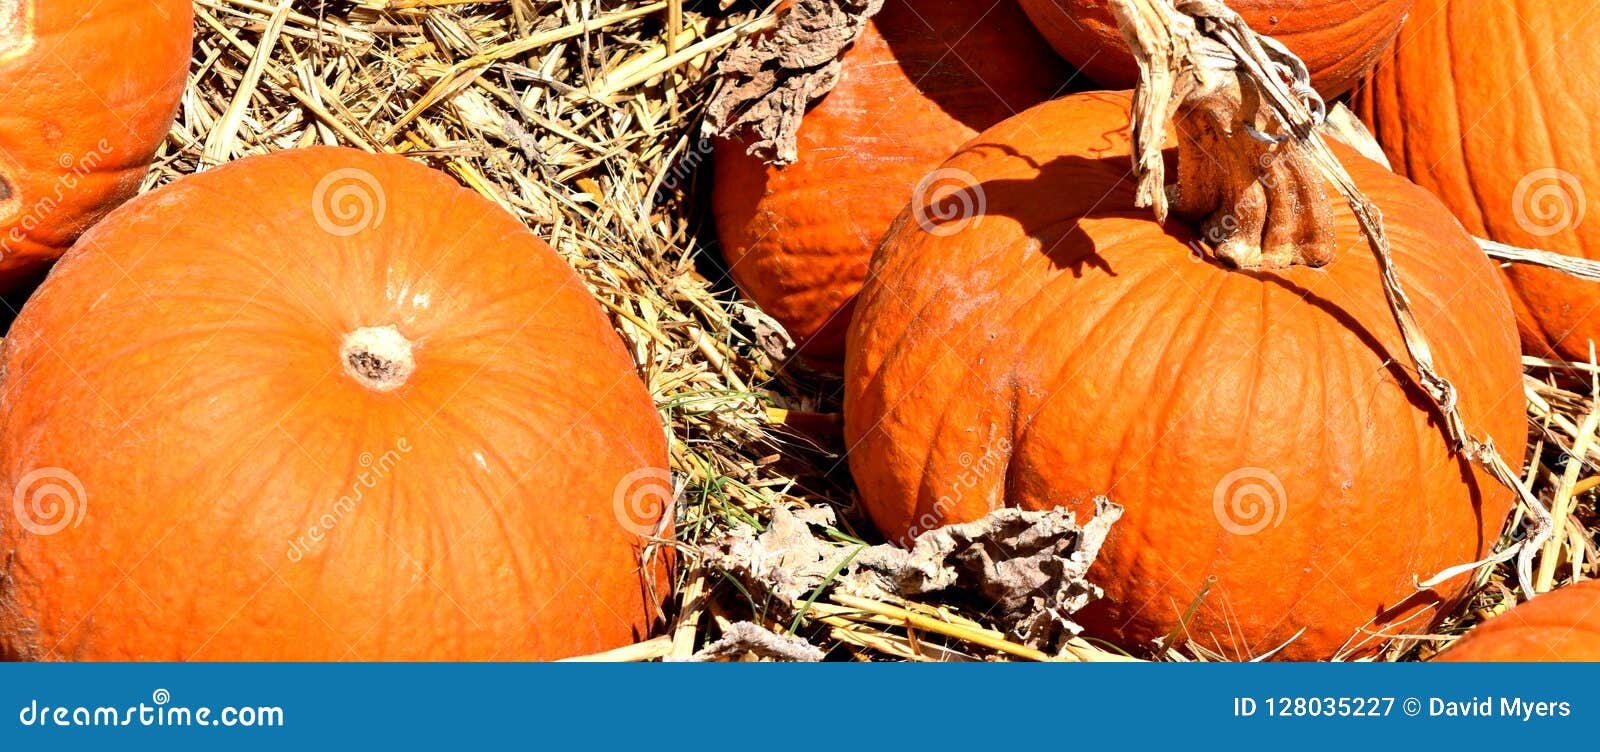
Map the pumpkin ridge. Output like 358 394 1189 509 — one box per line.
854 243 1045 536
431 392 577 480
1220 281 1271 605
1021 226 1158 389
1430 8 1491 238
1102 266 1223 488
910 226 1130 526
1494 4 1600 348
1096 277 1247 636
849 213 1005 402
939 222 1154 480
1066 259 1206 483
901 351 985 535
1302 295 1349 648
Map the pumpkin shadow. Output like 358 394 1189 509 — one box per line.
873 0 1090 134
913 145 1145 279
0 271 47 336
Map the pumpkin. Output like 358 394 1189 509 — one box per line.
1354 0 1600 362
711 0 1069 372
0 0 192 290
1016 0 1413 98
1439 581 1600 661
843 91 1525 660
0 147 669 660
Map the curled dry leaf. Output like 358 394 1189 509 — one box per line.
703 0 885 165
883 500 1123 649
702 500 1123 654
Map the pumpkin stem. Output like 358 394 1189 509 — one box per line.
341 325 415 393
1171 78 1336 268
1110 0 1336 269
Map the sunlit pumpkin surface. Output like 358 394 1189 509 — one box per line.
0 147 668 660
0 0 192 289
845 92 1526 661
1356 0 1600 362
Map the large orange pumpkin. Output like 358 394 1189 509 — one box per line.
1017 0 1413 98
0 0 192 290
1439 581 1600 661
844 91 1525 660
0 147 669 660
1354 0 1600 362
712 0 1069 372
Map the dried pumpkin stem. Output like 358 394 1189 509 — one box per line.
341 325 416 393
1171 82 1336 267
1109 0 1554 598
1117 0 1334 268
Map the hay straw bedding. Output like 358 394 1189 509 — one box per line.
91 0 1600 661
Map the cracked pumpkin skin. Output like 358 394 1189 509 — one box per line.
1354 0 1600 362
711 0 1069 372
1017 0 1413 98
0 0 192 290
1437 580 1600 661
0 148 668 660
844 92 1525 661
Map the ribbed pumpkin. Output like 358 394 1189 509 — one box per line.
0 147 669 660
844 91 1525 660
1017 0 1412 97
0 0 192 290
1354 0 1600 362
712 0 1069 372
1439 581 1600 661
